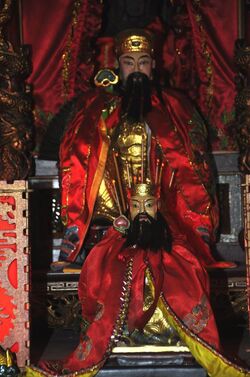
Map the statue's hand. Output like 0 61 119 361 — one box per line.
50 226 80 271
60 225 80 259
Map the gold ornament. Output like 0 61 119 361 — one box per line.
115 29 154 57
94 69 119 87
128 183 160 199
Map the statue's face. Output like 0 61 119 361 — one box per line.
119 51 155 83
129 194 158 220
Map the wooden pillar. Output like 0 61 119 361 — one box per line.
236 0 250 330
0 0 34 181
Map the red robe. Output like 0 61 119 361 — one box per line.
59 87 219 267
64 227 221 371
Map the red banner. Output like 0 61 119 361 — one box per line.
0 181 29 367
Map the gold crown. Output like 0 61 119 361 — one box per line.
127 183 160 199
115 29 154 57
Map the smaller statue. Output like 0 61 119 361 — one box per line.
26 165 250 377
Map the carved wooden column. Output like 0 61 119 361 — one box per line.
0 0 33 181
235 0 250 172
235 0 250 329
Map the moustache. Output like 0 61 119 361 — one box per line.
138 212 152 223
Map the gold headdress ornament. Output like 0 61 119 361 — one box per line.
127 182 160 199
115 28 154 57
126 157 163 200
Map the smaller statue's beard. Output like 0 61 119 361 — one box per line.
121 72 152 123
123 212 172 252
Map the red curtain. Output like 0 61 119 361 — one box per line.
22 0 103 151
23 0 74 116
163 0 238 151
187 0 238 151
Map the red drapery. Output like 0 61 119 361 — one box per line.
22 0 103 151
163 0 238 151
23 0 74 116
187 0 238 151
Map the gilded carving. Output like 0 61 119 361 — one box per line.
0 0 33 181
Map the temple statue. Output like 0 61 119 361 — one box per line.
26 148 250 376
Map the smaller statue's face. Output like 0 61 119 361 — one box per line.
119 51 155 83
129 194 158 220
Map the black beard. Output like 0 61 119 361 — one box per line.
123 212 172 252
120 72 152 122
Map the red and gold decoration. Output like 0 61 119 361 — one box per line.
0 181 30 368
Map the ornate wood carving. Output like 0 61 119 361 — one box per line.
235 0 250 329
235 39 250 172
235 0 250 172
0 0 33 181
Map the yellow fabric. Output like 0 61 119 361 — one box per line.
142 271 184 346
145 270 250 377
25 365 100 377
156 292 250 376
159 297 250 376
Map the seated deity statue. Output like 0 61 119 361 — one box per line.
26 167 250 376
30 27 244 376
51 28 234 273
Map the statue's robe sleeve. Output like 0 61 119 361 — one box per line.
59 90 112 261
148 89 219 267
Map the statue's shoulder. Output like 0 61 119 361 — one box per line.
75 88 118 112
161 87 193 107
